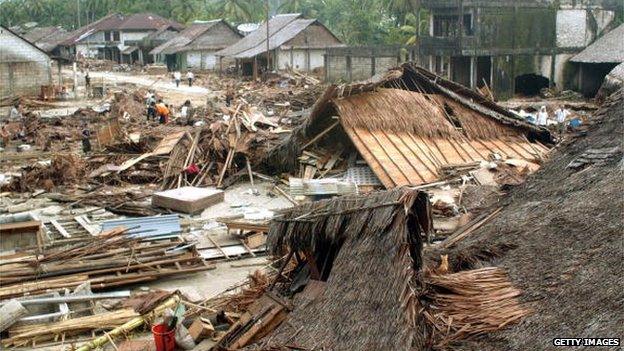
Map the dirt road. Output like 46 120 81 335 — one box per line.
64 69 215 105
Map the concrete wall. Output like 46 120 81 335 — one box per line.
0 27 52 98
325 46 407 82
185 50 218 70
121 30 151 44
276 48 326 72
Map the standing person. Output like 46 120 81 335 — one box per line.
225 87 234 107
537 106 548 126
147 101 156 121
173 71 181 87
8 102 22 121
85 70 91 89
186 71 194 87
554 106 570 134
81 123 91 154
0 123 10 148
180 100 195 125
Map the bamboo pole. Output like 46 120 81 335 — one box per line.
75 295 180 351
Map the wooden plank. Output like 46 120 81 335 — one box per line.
50 220 71 238
381 131 428 183
74 216 98 236
302 121 339 149
343 127 395 188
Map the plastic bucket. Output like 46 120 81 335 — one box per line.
152 323 176 351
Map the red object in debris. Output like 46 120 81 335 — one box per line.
152 323 176 351
185 163 200 175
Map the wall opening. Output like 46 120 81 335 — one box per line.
579 63 618 97
514 74 550 96
451 56 471 87
476 56 491 88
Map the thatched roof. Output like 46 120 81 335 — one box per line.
262 63 552 188
215 14 342 59
571 24 624 63
256 187 431 350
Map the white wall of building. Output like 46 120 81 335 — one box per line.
121 31 152 44
276 48 326 71
185 51 218 70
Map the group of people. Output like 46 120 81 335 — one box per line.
172 71 195 88
145 91 195 125
519 105 572 134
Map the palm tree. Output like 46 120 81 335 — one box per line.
218 0 254 23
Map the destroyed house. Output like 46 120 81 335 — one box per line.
418 0 622 99
570 23 624 97
215 13 343 75
58 13 183 64
265 63 552 189
150 20 242 71
0 25 53 98
220 188 432 350
22 26 70 58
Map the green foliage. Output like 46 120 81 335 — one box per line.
0 0 423 45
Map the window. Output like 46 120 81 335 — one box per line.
432 14 474 37
433 15 460 37
113 31 120 41
104 31 111 41
434 56 449 77
463 14 474 36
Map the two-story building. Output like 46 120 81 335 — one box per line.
58 13 183 64
417 0 622 99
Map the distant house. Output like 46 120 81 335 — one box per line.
216 13 343 76
58 13 183 64
570 24 624 97
0 25 53 98
150 19 242 71
418 0 621 99
22 26 70 58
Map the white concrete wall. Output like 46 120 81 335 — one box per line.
185 51 218 70
556 9 589 47
0 27 52 97
309 49 325 70
276 49 325 71
121 31 151 44
75 44 101 58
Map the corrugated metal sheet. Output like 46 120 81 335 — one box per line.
233 19 316 59
216 14 300 57
150 22 216 55
101 214 181 239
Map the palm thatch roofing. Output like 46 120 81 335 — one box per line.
262 63 552 188
254 187 431 350
571 24 624 63
215 13 342 59
150 20 241 55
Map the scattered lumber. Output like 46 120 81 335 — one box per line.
0 300 28 332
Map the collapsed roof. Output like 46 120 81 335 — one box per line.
265 63 552 189
258 187 431 350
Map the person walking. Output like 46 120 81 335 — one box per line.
186 71 194 87
537 106 548 126
81 123 91 154
173 71 181 87
554 106 570 134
